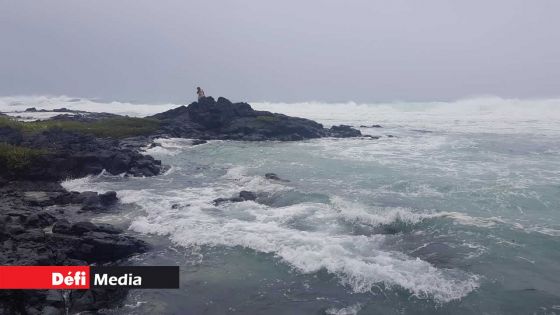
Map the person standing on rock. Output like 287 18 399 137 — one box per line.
197 87 206 101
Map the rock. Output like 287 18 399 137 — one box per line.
98 191 117 206
24 212 56 228
70 221 97 235
25 107 38 112
109 153 131 174
77 232 149 262
151 97 361 141
264 173 290 182
239 191 257 201
362 135 380 140
191 139 207 145
328 125 362 138
52 219 72 234
1 127 162 181
359 124 382 128
213 191 258 205
41 305 62 315
23 191 59 207
95 223 122 234
44 290 64 307
80 191 118 211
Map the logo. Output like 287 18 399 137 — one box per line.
0 266 179 289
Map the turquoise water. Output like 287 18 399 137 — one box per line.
56 99 560 314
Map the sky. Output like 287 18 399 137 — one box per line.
0 0 559 103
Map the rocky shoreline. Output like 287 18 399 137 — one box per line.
0 97 365 314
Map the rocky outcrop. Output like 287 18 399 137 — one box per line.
0 128 162 181
327 125 362 138
0 180 148 314
152 97 362 141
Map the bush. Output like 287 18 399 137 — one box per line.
0 116 160 138
0 143 46 170
255 115 278 122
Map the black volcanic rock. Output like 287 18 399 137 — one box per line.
328 125 362 138
152 97 361 141
265 173 290 182
214 190 258 205
0 128 162 181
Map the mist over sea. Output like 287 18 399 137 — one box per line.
3 96 560 314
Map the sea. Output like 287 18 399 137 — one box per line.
2 96 560 314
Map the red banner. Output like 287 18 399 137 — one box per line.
0 266 90 289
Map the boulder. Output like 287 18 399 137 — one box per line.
328 125 362 138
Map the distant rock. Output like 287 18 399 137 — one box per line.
359 124 382 128
328 125 362 138
265 173 290 182
152 97 361 141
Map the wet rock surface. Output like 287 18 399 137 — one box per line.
0 179 148 313
0 97 363 313
0 179 149 314
0 127 162 181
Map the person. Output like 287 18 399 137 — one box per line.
196 87 206 101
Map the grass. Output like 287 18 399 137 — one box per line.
0 143 46 170
0 116 160 138
255 115 278 122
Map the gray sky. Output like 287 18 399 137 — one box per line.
1 0 559 103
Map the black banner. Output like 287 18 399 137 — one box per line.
91 266 180 289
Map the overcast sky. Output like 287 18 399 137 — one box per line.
1 0 559 103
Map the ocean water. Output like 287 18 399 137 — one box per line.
3 96 560 314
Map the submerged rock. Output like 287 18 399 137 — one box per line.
191 139 207 146
265 173 290 182
214 190 258 205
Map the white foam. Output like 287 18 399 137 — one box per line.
325 303 363 315
0 95 176 117
61 173 104 192
252 97 560 135
113 169 480 303
2 95 560 135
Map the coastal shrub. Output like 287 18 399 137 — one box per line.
0 143 46 170
0 116 160 138
256 115 278 122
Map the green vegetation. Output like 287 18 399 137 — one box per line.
255 115 278 122
0 143 46 170
0 116 160 138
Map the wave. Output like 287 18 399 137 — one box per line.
0 95 177 117
2 95 560 134
325 303 363 315
98 166 480 303
252 96 560 134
